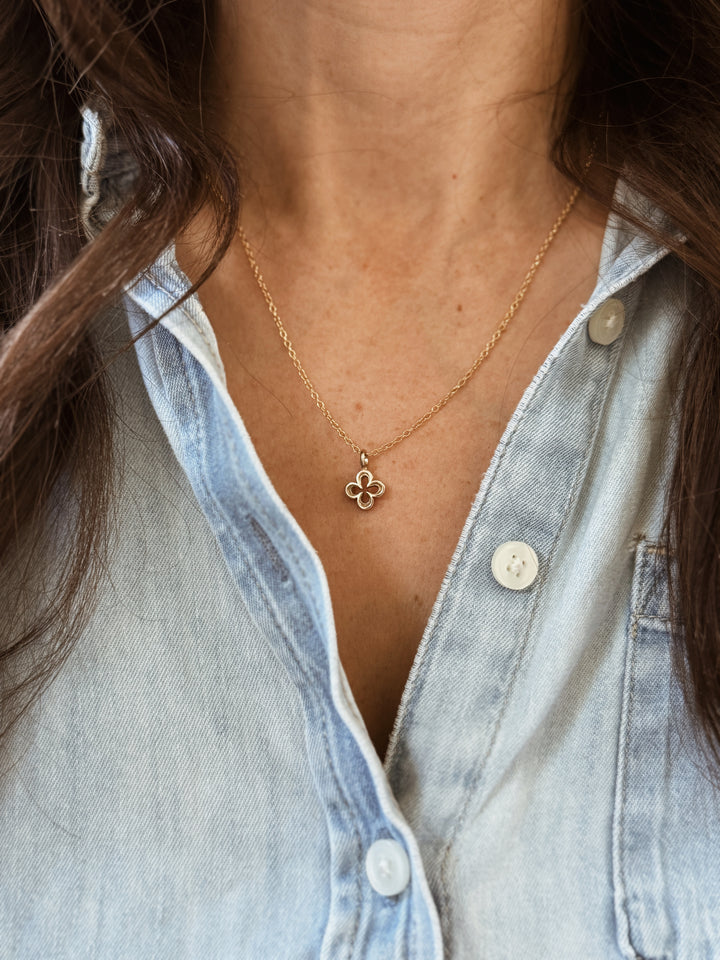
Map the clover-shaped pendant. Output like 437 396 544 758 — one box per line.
345 452 385 510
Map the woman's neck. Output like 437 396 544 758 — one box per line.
208 0 581 254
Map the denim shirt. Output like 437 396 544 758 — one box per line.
1 104 718 960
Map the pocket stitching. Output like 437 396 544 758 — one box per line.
614 539 674 960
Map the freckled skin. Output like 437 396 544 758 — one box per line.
179 195 608 760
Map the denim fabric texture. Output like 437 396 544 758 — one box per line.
1 103 718 960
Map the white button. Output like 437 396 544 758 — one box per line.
365 839 410 896
587 298 625 345
491 541 539 590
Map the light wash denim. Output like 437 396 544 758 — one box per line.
1 103 718 960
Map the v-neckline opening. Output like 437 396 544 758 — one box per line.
127 181 678 779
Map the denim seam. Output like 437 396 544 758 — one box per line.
133 260 226 378
437 311 631 951
620 613 643 960
204 368 319 616
406 894 416 960
175 306 219 371
216 516 362 960
638 538 653 614
617 541 656 960
175 342 362 960
616 541 678 960
80 115 109 238
166 291 222 374
637 541 670 622
136 263 317 607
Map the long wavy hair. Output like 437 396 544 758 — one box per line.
1 0 719 760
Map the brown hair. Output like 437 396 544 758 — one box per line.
1 0 719 759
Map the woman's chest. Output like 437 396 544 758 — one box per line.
226 390 501 760
199 256 601 758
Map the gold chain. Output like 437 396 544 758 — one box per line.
235 185 581 460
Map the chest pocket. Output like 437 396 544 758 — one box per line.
613 539 720 960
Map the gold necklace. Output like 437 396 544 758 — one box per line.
235 185 581 509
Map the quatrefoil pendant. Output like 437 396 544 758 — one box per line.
345 451 386 510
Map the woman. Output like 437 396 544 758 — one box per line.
1 0 719 957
